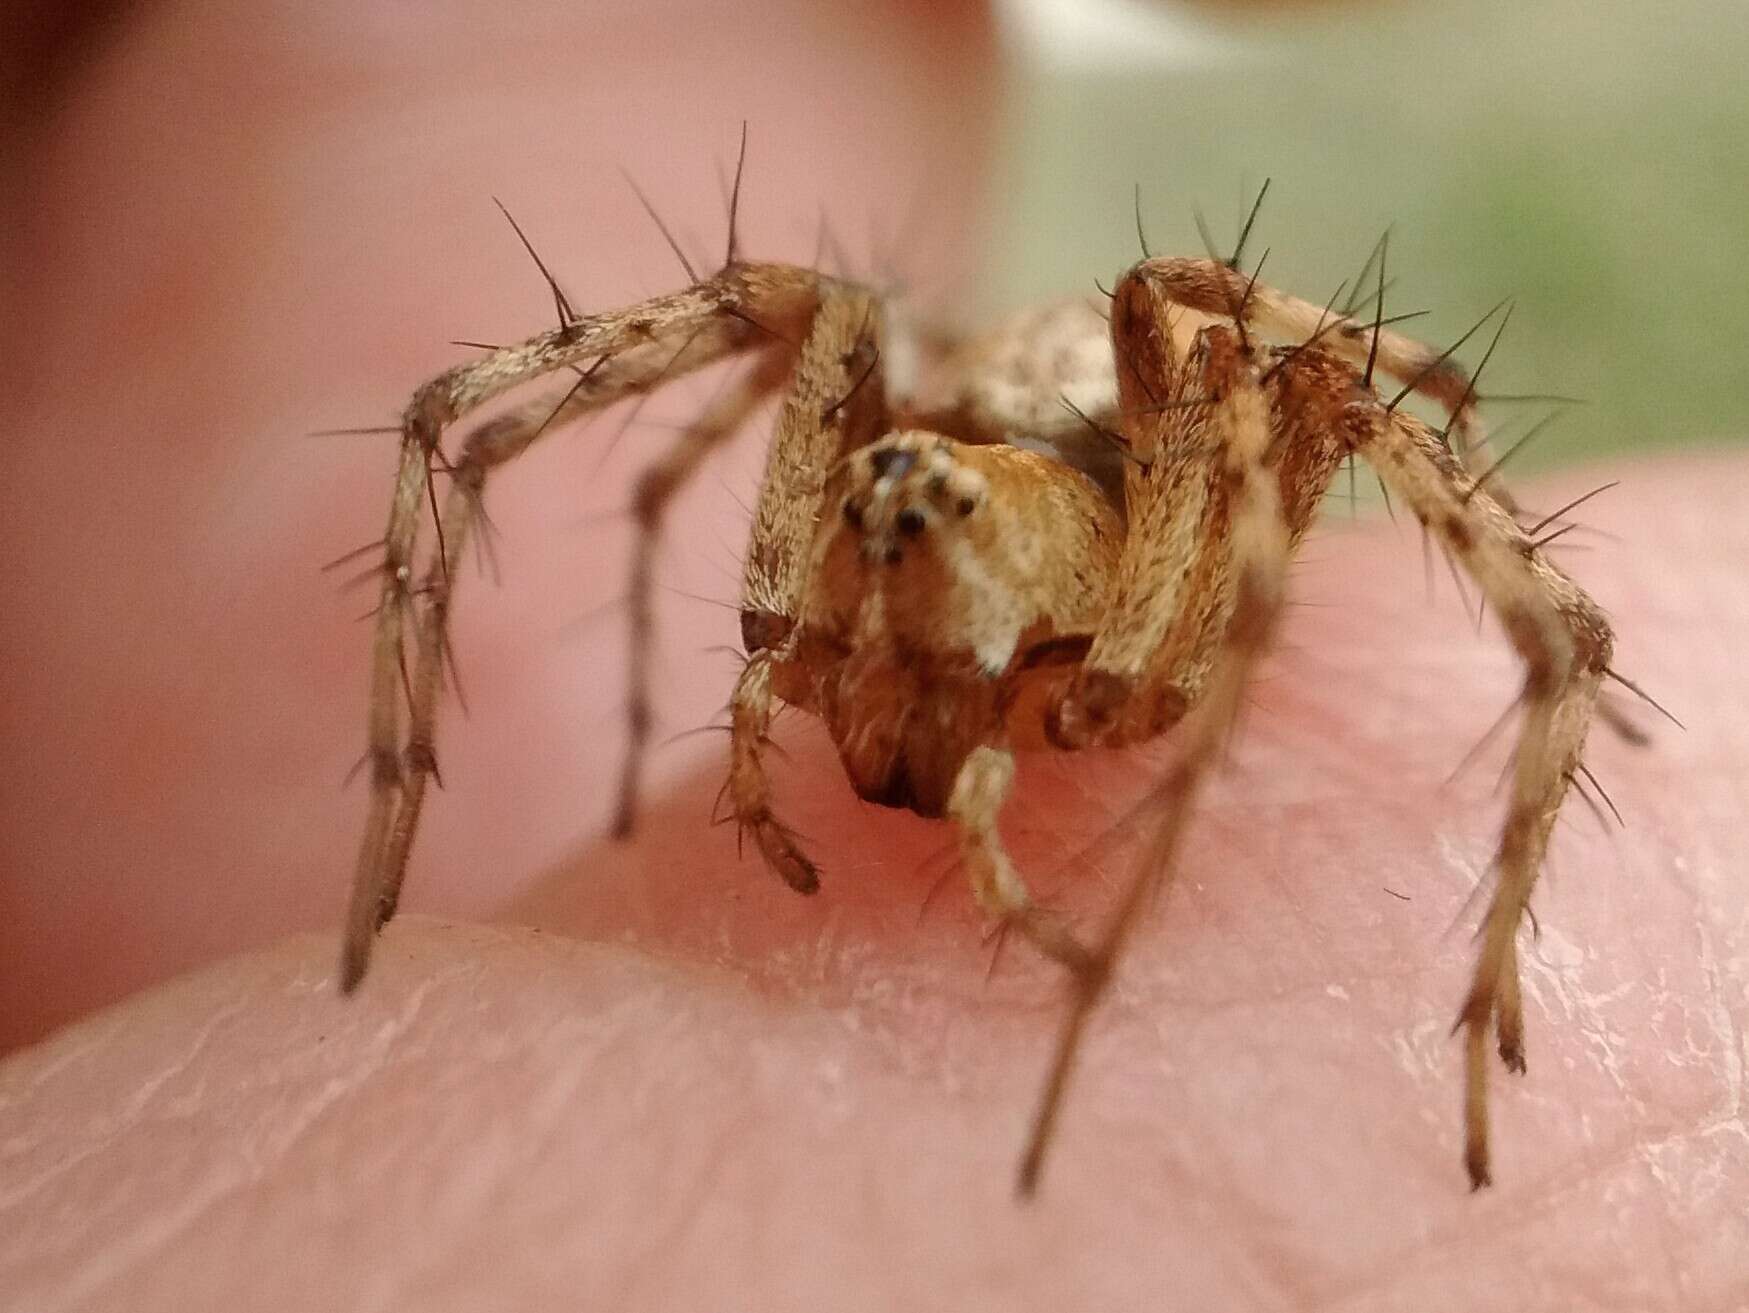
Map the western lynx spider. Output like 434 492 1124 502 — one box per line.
336 164 1655 1194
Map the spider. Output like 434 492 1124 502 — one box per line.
334 168 1645 1196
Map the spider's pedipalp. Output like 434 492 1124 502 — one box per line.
729 653 820 894
947 745 1094 974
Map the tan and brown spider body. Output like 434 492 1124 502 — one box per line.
338 210 1616 1195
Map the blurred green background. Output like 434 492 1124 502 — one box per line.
988 0 1747 470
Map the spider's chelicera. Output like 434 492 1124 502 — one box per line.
334 175 1650 1195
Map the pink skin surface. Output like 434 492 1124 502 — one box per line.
4 4 1748 1310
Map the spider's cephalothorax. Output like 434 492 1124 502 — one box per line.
337 212 1620 1195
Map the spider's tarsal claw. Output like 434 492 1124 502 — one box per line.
337 933 371 996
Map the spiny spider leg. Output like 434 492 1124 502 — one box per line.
614 348 792 838
1017 255 1609 1194
342 263 824 992
1347 405 1610 1188
1022 295 1293 1194
729 284 887 891
1134 256 1512 497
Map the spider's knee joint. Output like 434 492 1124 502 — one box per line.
1047 669 1133 749
740 609 791 655
632 464 687 525
368 745 403 791
625 695 652 739
1449 987 1493 1038
402 739 440 786
405 384 456 442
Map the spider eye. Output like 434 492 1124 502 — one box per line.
843 500 863 529
896 508 926 537
869 447 917 481
956 497 976 517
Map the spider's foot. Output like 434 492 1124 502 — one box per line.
743 810 820 894
1497 1009 1528 1075
338 941 368 996
1467 1151 1494 1193
1000 901 1095 979
609 794 637 841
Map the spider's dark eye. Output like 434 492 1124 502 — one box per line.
956 497 976 517
870 447 916 481
896 508 926 537
843 500 863 529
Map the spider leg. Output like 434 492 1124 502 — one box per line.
1130 256 1518 507
726 282 888 893
726 649 820 891
341 264 823 993
614 348 792 838
947 746 1094 973
1045 270 1348 754
1022 295 1294 1194
1346 403 1610 1189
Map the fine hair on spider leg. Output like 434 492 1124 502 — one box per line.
333 167 1652 1198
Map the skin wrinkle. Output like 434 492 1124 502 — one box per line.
28 966 475 1313
0 998 247 1213
1315 1132 1697 1313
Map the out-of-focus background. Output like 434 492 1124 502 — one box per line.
994 0 1748 467
1 0 1744 1051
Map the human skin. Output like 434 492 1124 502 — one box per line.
3 3 1747 1310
